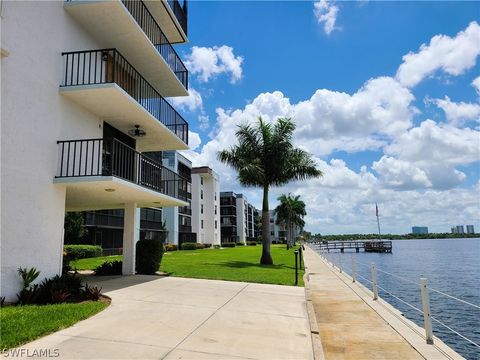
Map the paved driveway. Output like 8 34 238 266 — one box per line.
18 276 313 360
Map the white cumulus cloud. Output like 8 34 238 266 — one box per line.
313 0 340 35
168 88 203 112
472 76 480 96
428 96 480 126
185 46 244 84
396 21 480 88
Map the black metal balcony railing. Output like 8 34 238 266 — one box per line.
61 49 188 145
85 211 124 228
167 0 188 36
56 138 187 200
121 0 188 88
65 0 188 88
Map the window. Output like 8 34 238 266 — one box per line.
214 205 217 215
201 220 204 229
201 190 203 199
200 177 203 185
201 204 204 214
215 220 218 229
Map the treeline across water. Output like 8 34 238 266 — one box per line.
311 233 480 241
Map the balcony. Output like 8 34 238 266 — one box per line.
64 0 187 96
60 49 188 151
54 138 188 211
144 0 188 43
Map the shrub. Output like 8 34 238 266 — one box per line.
213 245 221 249
246 241 257 246
33 274 83 304
236 242 245 246
203 243 212 248
84 284 103 301
165 244 178 252
15 270 103 305
94 260 123 276
195 243 205 249
222 242 236 248
16 267 41 305
181 242 197 250
64 245 102 260
257 241 263 245
136 239 164 274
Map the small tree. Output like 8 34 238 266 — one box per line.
64 212 86 243
218 117 322 264
274 194 306 249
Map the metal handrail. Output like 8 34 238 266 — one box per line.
65 0 188 88
56 138 188 199
60 48 188 145
167 0 188 36
121 0 188 89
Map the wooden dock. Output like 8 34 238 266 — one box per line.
311 240 392 253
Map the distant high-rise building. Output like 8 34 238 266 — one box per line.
456 225 465 234
191 167 221 246
412 226 428 234
451 227 457 234
466 225 475 234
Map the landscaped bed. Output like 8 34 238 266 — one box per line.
72 245 305 286
0 301 108 349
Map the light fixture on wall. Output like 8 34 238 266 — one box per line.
128 125 146 137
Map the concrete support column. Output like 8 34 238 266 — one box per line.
122 203 140 275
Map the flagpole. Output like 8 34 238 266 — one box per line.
376 203 381 240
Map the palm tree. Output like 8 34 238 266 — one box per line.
275 194 306 249
218 117 322 264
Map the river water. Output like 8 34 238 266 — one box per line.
315 238 480 360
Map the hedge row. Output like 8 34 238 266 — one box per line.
64 245 102 259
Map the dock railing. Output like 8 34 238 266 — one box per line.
316 249 480 353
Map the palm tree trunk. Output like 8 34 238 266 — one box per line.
260 185 273 265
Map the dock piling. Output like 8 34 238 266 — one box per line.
351 257 356 283
371 262 379 300
420 277 434 345
339 253 343 273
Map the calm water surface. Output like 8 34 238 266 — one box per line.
316 238 480 360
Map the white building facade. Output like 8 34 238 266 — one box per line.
161 151 195 245
220 192 257 244
1 1 190 300
191 167 221 245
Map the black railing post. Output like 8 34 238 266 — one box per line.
294 250 299 286
299 246 303 270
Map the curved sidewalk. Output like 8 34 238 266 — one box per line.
303 246 464 360
14 276 313 360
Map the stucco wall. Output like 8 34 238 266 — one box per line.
1 2 104 300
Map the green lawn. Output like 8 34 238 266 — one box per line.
73 245 304 286
0 301 108 349
72 255 121 271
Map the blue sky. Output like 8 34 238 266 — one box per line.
169 1 480 235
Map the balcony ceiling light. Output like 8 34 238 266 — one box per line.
129 125 146 137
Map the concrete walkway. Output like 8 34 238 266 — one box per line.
303 246 464 360
17 276 313 360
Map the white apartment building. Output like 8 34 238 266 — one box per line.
1 0 190 300
191 167 221 245
161 151 195 245
220 192 257 244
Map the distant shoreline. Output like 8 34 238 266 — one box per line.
312 234 480 241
